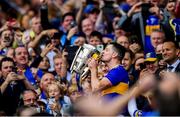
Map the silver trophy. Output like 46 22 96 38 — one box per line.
70 44 97 78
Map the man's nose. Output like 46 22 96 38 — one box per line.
30 99 35 104
56 65 61 69
155 39 158 43
102 50 105 54
149 64 154 68
47 80 51 84
7 67 12 72
162 50 166 55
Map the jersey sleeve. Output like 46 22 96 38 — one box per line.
105 66 129 86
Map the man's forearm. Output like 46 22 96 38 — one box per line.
22 78 34 90
0 80 9 94
90 68 100 92
28 32 44 48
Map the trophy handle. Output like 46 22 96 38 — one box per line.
70 46 82 73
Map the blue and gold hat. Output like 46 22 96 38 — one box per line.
145 52 157 62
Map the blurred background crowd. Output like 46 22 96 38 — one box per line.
0 0 179 116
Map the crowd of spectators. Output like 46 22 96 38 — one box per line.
0 0 179 116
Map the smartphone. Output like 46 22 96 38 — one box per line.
48 97 55 105
96 45 104 53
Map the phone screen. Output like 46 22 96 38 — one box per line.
96 45 104 52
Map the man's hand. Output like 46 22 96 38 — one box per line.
49 102 61 112
136 73 156 96
99 0 105 9
149 6 160 17
41 29 58 38
127 2 142 17
139 68 149 79
88 58 98 71
41 43 54 57
159 72 180 95
6 72 19 83
40 0 47 5
67 26 78 40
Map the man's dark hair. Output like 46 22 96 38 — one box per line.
163 40 179 49
22 89 38 97
62 12 75 22
0 57 15 70
129 35 140 44
18 89 38 107
110 42 126 61
90 31 103 42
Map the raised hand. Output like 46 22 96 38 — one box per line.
6 72 19 83
149 6 160 17
40 0 47 5
127 2 142 17
88 58 98 71
41 43 54 57
42 29 58 38
136 73 156 96
67 26 78 40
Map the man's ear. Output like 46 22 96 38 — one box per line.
176 49 180 56
112 52 118 58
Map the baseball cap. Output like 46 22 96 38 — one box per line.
84 4 100 14
145 52 157 62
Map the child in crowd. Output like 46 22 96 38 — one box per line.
46 81 72 116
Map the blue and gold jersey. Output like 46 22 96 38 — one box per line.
102 65 129 100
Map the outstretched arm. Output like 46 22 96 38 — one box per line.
75 73 156 116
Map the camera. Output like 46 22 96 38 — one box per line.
70 21 77 28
